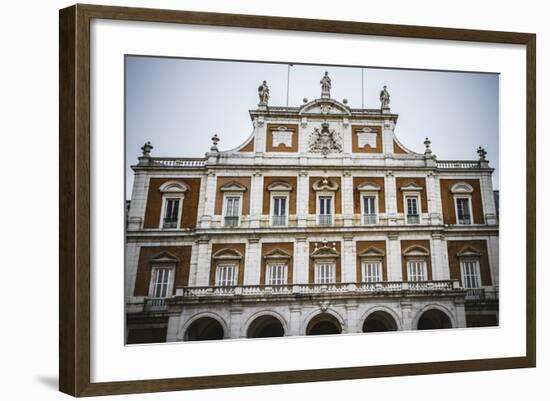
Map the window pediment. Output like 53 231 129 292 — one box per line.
264 248 292 261
403 245 429 257
358 246 385 259
311 241 340 259
400 182 423 191
212 248 243 261
220 181 247 192
267 181 293 192
159 181 189 194
357 182 381 192
313 177 339 191
150 251 180 265
457 246 481 257
450 182 474 194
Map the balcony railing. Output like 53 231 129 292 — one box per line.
457 216 472 225
363 214 377 225
144 297 167 312
224 216 239 227
465 288 499 301
437 160 480 169
176 280 462 298
406 214 420 224
162 218 178 229
318 214 333 225
271 215 287 226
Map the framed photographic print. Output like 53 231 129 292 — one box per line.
59 4 536 397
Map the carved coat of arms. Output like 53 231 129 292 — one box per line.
309 122 343 156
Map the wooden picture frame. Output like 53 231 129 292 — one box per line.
59 3 536 397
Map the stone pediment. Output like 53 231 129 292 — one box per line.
299 98 351 116
212 248 243 260
311 240 340 259
450 182 474 194
267 181 293 192
400 182 423 191
357 182 381 192
220 181 247 192
150 251 180 264
457 246 481 257
358 246 385 259
264 248 292 260
402 245 430 257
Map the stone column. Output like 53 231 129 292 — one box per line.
480 173 498 225
200 170 217 229
244 237 261 285
294 236 309 284
342 234 356 283
249 170 263 228
385 171 398 225
487 234 500 289
297 170 309 227
345 301 359 333
229 307 244 339
126 170 149 231
430 232 449 280
166 314 181 342
194 235 211 286
342 171 354 227
387 233 402 281
289 306 302 336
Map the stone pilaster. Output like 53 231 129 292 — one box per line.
342 234 356 283
294 236 308 284
194 235 211 286
165 314 181 342
387 233 402 281
126 170 149 231
480 173 498 225
229 307 244 338
249 170 263 228
297 170 309 227
400 300 414 330
427 171 443 225
345 301 359 333
385 171 398 225
487 234 500 289
430 232 450 280
289 306 302 336
382 120 395 155
199 170 217 229
244 237 261 285
342 170 354 226
454 299 467 328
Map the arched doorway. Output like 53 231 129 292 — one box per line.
185 317 225 341
306 313 342 335
247 315 285 338
417 309 452 330
362 311 398 332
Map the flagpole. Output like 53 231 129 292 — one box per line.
361 68 365 108
286 64 293 106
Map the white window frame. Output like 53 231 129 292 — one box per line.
215 263 238 287
362 260 382 283
267 262 288 286
270 193 289 227
407 259 427 282
315 260 336 284
158 180 188 230
454 195 473 225
222 193 243 227
317 192 334 225
404 194 421 224
148 264 176 299
361 193 378 225
460 258 482 289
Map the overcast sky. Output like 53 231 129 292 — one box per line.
125 56 499 197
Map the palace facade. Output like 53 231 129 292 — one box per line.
125 74 499 344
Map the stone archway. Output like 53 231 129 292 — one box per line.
246 314 285 338
184 317 225 341
417 308 453 330
306 313 342 335
362 310 398 332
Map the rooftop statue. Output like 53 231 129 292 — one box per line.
258 80 270 106
320 71 331 98
380 85 390 109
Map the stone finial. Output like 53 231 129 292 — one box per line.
424 137 432 156
320 71 331 99
477 146 487 161
210 134 220 152
342 98 348 105
303 97 308 103
258 80 269 107
380 85 390 109
141 141 153 157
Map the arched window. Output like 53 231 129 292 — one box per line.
158 181 188 229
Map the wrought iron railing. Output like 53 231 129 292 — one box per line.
318 214 333 225
271 215 287 226
363 214 377 225
406 214 420 224
224 216 239 227
162 218 178 229
457 216 472 225
465 288 499 301
144 297 167 311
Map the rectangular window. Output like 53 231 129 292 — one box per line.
318 196 333 225
224 197 240 227
316 262 336 284
362 261 382 282
406 196 419 224
272 197 287 226
151 268 171 298
363 196 377 224
456 198 472 224
216 264 236 287
407 260 426 281
461 260 481 288
268 264 287 285
163 198 180 228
